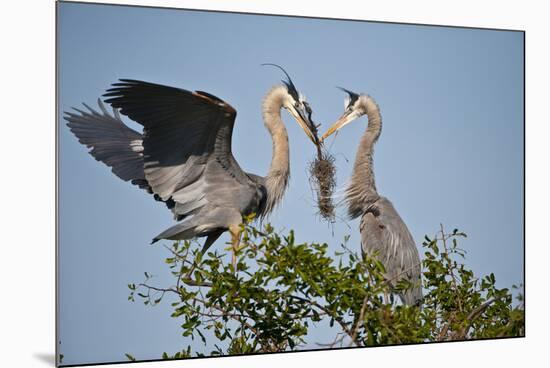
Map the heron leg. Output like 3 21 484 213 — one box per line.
229 224 242 271
383 290 390 305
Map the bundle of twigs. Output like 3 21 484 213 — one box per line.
309 146 336 222
306 116 337 223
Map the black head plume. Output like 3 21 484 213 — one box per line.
262 63 300 102
337 86 360 109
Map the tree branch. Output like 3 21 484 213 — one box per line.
440 223 463 313
288 295 357 346
349 295 369 346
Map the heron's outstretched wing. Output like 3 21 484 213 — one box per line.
360 197 422 305
103 79 258 221
64 99 149 190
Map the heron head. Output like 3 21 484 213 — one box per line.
262 63 319 145
321 87 367 142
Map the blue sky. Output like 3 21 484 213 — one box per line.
57 2 524 365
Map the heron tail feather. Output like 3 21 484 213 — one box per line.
151 217 200 244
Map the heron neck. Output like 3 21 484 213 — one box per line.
261 86 291 216
347 96 382 218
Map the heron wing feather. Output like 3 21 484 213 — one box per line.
64 99 149 190
360 197 422 304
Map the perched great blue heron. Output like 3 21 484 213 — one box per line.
321 88 422 305
65 69 316 266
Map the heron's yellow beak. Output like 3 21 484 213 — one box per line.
289 107 319 146
320 110 357 142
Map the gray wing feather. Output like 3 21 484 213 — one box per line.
103 80 263 231
360 197 422 305
64 99 148 190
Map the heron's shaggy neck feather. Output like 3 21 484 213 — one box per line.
346 95 382 219
261 86 291 217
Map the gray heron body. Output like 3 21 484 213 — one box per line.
322 89 422 306
65 75 316 265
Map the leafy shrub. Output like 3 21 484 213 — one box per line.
128 219 524 359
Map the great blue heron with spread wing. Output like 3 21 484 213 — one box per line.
64 67 316 267
321 88 422 305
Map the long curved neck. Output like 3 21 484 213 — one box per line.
346 95 383 219
261 86 290 216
